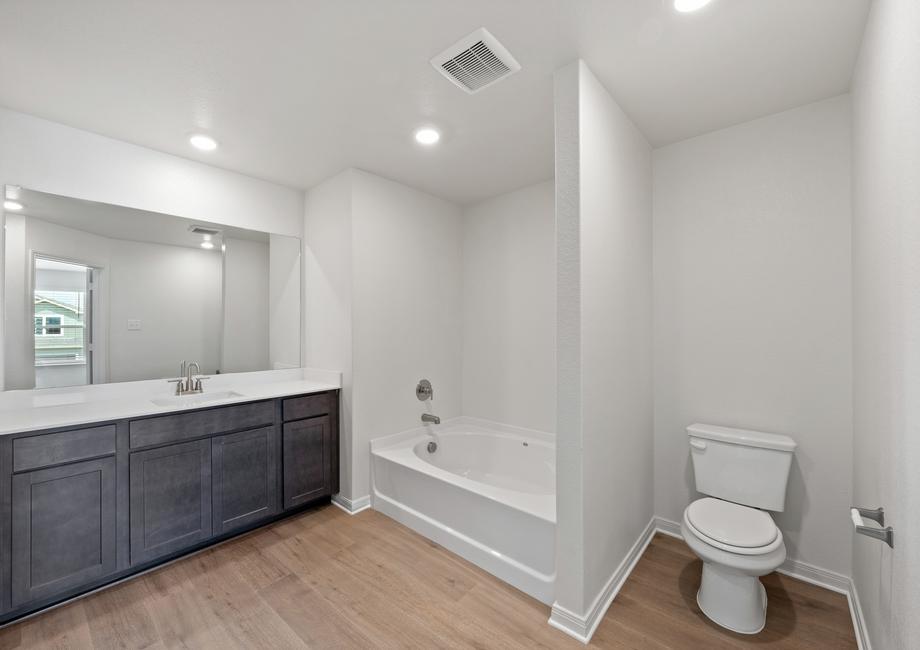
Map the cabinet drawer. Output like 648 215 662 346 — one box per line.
13 425 117 473
282 392 334 422
129 401 274 449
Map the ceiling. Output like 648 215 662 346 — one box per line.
11 187 272 249
0 0 869 205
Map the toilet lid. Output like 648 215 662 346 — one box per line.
686 498 778 549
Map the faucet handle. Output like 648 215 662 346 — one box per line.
193 376 211 391
168 378 185 395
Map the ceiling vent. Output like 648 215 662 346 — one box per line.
189 226 221 237
430 28 521 94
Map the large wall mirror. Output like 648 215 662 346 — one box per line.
2 185 302 390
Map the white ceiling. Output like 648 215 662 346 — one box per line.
12 187 272 249
0 0 869 205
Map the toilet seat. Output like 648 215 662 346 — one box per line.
684 498 783 555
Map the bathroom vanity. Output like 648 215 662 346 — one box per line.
0 372 340 624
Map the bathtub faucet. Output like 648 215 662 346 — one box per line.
421 413 441 425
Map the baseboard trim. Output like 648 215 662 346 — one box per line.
652 516 871 650
846 577 871 650
548 516 657 644
331 493 371 515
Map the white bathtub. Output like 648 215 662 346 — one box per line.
371 417 555 604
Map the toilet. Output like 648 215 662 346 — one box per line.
681 423 797 635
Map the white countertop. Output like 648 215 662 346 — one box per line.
0 368 341 435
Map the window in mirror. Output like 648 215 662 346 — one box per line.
32 257 94 389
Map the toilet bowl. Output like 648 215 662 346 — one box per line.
681 497 786 634
683 423 796 634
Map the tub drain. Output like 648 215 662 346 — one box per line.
427 441 438 453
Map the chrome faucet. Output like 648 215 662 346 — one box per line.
168 360 210 395
421 413 440 425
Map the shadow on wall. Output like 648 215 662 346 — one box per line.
773 456 808 562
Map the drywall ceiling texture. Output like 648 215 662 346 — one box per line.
0 0 868 204
461 180 556 433
653 96 853 576
851 0 920 647
551 60 653 641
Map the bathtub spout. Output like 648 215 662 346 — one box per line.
421 413 441 425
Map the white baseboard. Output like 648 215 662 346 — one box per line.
653 515 682 539
548 516 657 644
653 516 871 650
846 577 871 650
331 493 371 515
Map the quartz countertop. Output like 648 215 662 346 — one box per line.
0 368 341 435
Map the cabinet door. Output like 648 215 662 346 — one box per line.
11 457 117 608
282 416 331 509
212 427 278 535
129 439 211 566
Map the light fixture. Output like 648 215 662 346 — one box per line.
674 0 713 12
414 127 441 146
200 241 215 250
189 134 218 151
3 200 23 211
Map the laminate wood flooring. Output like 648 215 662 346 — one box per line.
0 504 857 649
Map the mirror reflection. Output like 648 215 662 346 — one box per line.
3 186 302 389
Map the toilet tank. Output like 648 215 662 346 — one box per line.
687 423 797 512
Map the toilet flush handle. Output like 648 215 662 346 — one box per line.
689 439 707 451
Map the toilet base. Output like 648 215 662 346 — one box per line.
696 561 767 634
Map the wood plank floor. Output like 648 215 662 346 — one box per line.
0 504 857 649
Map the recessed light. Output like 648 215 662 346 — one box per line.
414 127 441 146
189 134 218 151
200 241 215 250
3 200 23 211
674 0 713 12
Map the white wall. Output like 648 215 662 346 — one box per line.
304 168 463 504
0 107 304 389
653 96 853 576
851 1 920 647
221 237 270 373
109 239 222 381
461 180 555 433
304 170 354 498
269 233 303 369
552 60 653 631
351 169 463 498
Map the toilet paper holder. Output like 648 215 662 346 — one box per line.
850 506 894 548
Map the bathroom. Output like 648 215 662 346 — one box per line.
0 0 916 648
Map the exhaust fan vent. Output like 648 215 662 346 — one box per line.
189 226 221 237
431 28 521 94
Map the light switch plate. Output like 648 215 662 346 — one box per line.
127 319 142 331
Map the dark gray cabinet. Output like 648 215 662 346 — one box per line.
212 426 278 534
129 439 212 566
11 457 117 607
283 415 332 509
0 389 338 624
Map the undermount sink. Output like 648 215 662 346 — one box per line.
150 390 244 408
